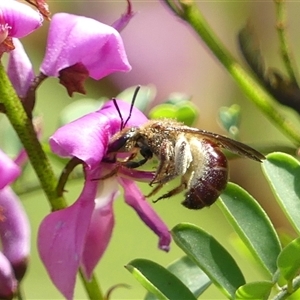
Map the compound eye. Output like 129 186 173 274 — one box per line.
106 127 138 153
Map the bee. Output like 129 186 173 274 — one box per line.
105 118 265 209
103 86 265 209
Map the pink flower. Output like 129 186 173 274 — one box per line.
40 13 131 96
0 1 42 53
38 100 171 299
0 150 30 299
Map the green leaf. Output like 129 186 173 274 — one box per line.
148 103 177 119
218 182 281 276
238 23 266 81
262 152 300 234
0 117 23 156
218 104 241 138
172 223 245 299
149 101 199 126
165 92 191 105
175 103 199 126
59 98 105 125
277 237 300 282
117 85 156 112
235 281 274 299
277 228 296 248
145 256 211 300
167 256 211 296
126 258 196 300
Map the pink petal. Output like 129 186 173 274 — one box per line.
7 38 34 98
0 1 43 38
0 187 30 281
118 177 171 251
0 149 20 189
49 100 147 170
119 166 155 182
40 13 131 79
0 252 17 299
38 179 97 300
81 177 119 278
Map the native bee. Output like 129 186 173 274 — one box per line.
104 115 265 210
102 86 265 209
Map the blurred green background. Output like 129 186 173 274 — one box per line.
4 1 300 299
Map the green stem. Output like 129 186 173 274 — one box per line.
274 0 299 85
79 270 104 300
163 0 300 146
162 0 179 14
273 276 300 300
0 63 65 210
0 63 103 299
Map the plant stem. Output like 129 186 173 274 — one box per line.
0 63 103 300
79 270 104 300
274 0 299 85
162 0 300 146
273 276 300 300
0 63 66 210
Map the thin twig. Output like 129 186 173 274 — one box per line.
79 269 104 300
274 0 299 85
273 276 300 300
161 0 300 146
56 157 83 197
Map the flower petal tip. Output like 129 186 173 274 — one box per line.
159 244 170 253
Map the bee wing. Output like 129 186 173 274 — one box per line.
174 126 265 162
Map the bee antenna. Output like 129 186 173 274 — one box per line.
123 85 141 129
112 97 124 130
113 85 141 131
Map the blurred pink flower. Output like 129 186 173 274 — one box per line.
0 1 42 53
0 150 30 299
38 100 171 299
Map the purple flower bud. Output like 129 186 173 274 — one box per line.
111 0 136 32
7 38 34 99
0 252 17 300
0 150 30 298
0 150 20 189
0 187 30 281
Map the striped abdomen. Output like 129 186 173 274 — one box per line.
182 140 228 209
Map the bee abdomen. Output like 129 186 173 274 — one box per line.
182 146 228 209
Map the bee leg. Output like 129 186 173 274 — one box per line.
150 141 174 185
145 183 164 198
152 135 192 185
95 167 120 180
152 182 187 203
124 144 153 168
124 157 148 169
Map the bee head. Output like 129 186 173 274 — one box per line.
106 126 140 154
105 85 142 157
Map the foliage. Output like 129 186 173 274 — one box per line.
128 154 300 299
124 1 300 300
2 0 300 300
